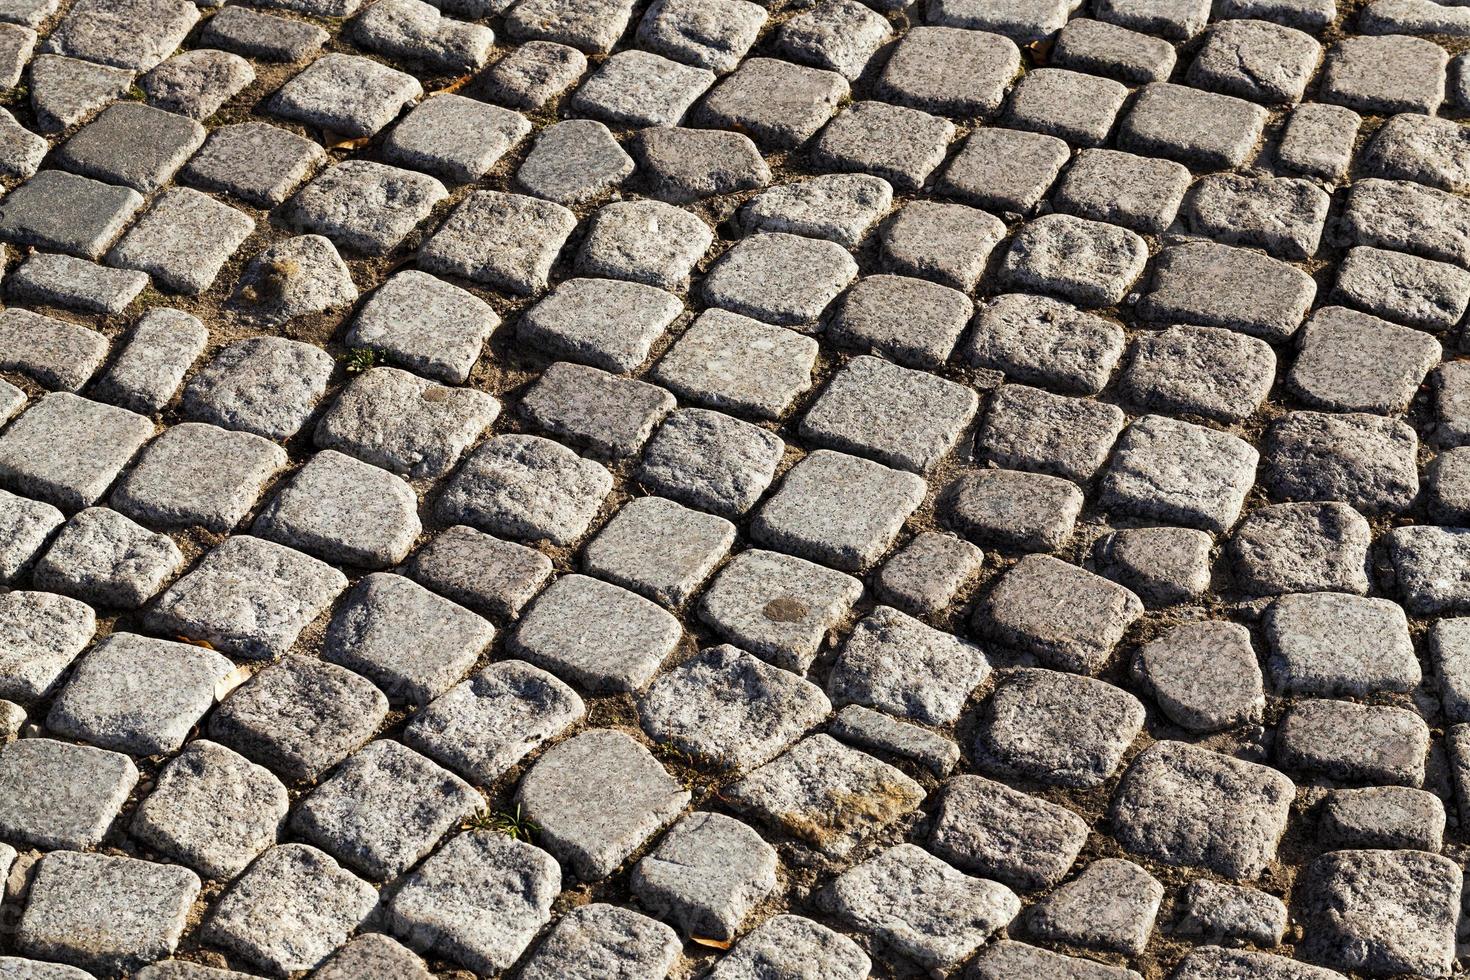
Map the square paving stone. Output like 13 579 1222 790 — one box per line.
630 126 759 202
698 548 863 672
0 591 93 704
1299 849 1459 977
27 52 132 135
204 844 378 976
323 573 493 706
976 554 1143 674
939 127 1069 215
575 199 713 290
403 659 583 785
1218 0 1334 28
283 160 448 256
0 110 42 180
801 355 977 474
314 366 498 479
636 408 785 517
1321 34 1447 115
419 190 576 294
32 506 182 609
1429 448 1470 524
1109 741 1294 881
1287 305 1441 415
822 844 1019 975
437 434 612 546
963 293 1125 394
777 0 890 79
350 0 494 73
828 605 988 726
1384 524 1464 613
1053 17 1176 84
1181 173 1330 261
829 704 959 776
0 737 137 850
252 450 420 569
312 935 431 980
0 309 109 392
197 6 327 62
1175 881 1288 948
632 811 776 939
976 668 1145 788
383 93 529 184
637 0 764 73
1005 67 1127 148
522 361 675 459
408 525 552 623
653 310 816 421
1340 177 1470 269
43 0 197 71
583 496 733 606
56 102 205 193
876 25 1020 115
1118 82 1267 169
1025 858 1161 957
504 0 634 53
753 450 925 573
344 270 497 385
1134 621 1265 732
46 632 231 756
516 119 634 205
1097 523 1219 613
696 56 849 149
111 423 287 534
1119 325 1276 423
941 468 1082 553
270 53 422 137
739 173 892 248
727 734 923 857
1000 212 1148 307
479 39 587 109
131 740 289 880
926 0 1070 39
520 903 680 980
1188 19 1320 103
1173 948 1344 980
518 277 682 374
1277 699 1428 787
1279 102 1360 181
1053 148 1191 235
1320 786 1445 851
1334 245 1470 331
702 232 857 328
387 831 559 973
209 654 387 783
105 187 254 296
638 644 831 771
811 100 955 192
0 490 62 585
1361 112 1470 194
1262 411 1419 515
232 234 361 325
1099 415 1258 533
517 729 688 880
972 941 1145 980
149 536 347 660
976 384 1125 483
181 337 334 441
876 530 984 618
1138 241 1316 342
8 253 146 316
293 740 480 881
0 170 143 261
709 915 870 980
570 50 714 126
0 393 154 513
509 574 682 693
182 122 329 207
17 851 199 974
928 774 1087 891
826 274 972 370
1230 502 1372 597
879 201 1005 292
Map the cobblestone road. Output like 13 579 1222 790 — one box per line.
0 0 1467 977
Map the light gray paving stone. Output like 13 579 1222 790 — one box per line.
182 122 328 207
27 54 132 134
1188 18 1320 104
939 126 1069 215
0 737 136 850
631 130 766 208
1321 786 1445 851
408 525 552 623
972 940 1143 980
133 960 265 980
1320 34 1447 115
1026 859 1162 957
0 380 21 425
811 100 954 192
131 740 289 880
1262 411 1419 515
709 915 870 980
879 201 1005 292
1001 212 1147 307
0 0 56 29
929 774 1087 890
1299 849 1460 977
964 293 1124 393
575 199 712 290
253 0 368 17
284 160 446 256
1138 242 1315 342
638 643 830 771
1052 17 1174 84
1053 148 1190 235
636 0 764 73
696 56 849 150
874 532 982 619
314 366 498 479
42 0 197 71
828 604 987 725
436 434 612 546
270 52 422 137
727 734 923 857
16 851 198 974
205 844 377 976
1287 305 1441 414
1118 81 1267 169
518 729 688 880
252 450 420 569
822 843 1020 974
31 507 180 609
698 548 863 672
636 408 784 518
1229 502 1371 597
504 0 634 53
1334 245 1470 331
313 935 430 980
182 337 334 441
0 490 62 585
209 654 386 782
515 119 633 205
518 277 680 373
1172 947 1348 980
0 310 108 392
230 236 358 328
1112 742 1294 880
55 102 203 194
8 254 144 315
198 7 327 62
926 0 1070 40
942 468 1082 553
1278 102 1360 181
1120 325 1275 423
977 384 1125 483
1176 880 1288 947
479 39 586 109
978 668 1143 788
520 903 679 980
0 171 142 264
419 190 576 294
1181 173 1329 262
1277 699 1429 786
979 554 1143 673
149 536 347 661
570 50 713 127
1005 67 1127 148
583 495 733 606
383 93 528 184
830 704 959 776
0 394 153 513
654 310 816 421
521 361 675 459
142 49 254 119
777 0 891 79
740 174 892 248
108 186 253 295
1430 447 1470 525
0 7 26 76
1341 177 1470 269
1363 0 1470 34
877 25 1020 115
826 274 970 369
1362 112 1470 194
293 740 479 881
1435 617 1470 723
1134 621 1265 732
1100 415 1258 533
0 590 93 703
110 422 286 534
0 108 45 181
344 270 497 385
631 811 775 939
1437 364 1470 445
1387 525 1470 615
91 309 207 415
509 573 681 693
1219 0 1336 28
403 659 583 785
351 0 494 72
323 573 493 706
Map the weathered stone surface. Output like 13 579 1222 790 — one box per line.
436 434 611 546
0 737 136 850
929 774 1089 891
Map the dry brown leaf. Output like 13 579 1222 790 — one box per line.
431 74 473 95
214 665 252 702
323 130 371 151
690 936 733 950
1027 37 1055 65
176 635 216 649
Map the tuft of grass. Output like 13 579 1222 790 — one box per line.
342 347 378 374
127 84 146 101
464 804 540 842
